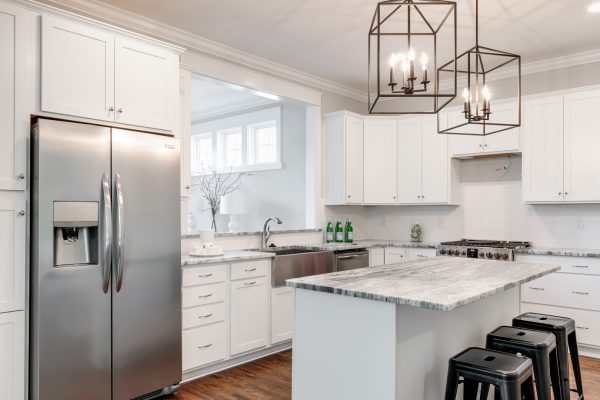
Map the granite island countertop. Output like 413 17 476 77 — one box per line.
515 247 600 258
286 256 559 311
181 250 275 267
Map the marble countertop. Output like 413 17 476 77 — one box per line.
182 251 275 267
355 240 438 249
182 228 321 239
515 247 600 258
286 257 559 311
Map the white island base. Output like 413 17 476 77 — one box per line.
291 287 520 400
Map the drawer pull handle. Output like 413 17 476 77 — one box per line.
198 313 213 319
572 291 589 295
198 273 213 278
198 294 213 298
528 287 545 291
572 265 589 269
416 255 428 258
244 281 257 286
244 268 257 272
576 326 590 330
198 344 213 349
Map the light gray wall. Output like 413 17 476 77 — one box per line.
321 91 366 114
189 102 307 233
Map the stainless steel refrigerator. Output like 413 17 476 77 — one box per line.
30 119 182 400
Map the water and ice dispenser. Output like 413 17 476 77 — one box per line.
53 202 99 267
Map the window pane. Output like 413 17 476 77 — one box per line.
191 133 213 172
251 121 278 164
223 130 242 167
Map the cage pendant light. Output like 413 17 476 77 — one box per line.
368 0 458 115
437 0 521 136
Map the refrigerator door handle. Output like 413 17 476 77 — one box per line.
115 173 125 292
101 174 112 293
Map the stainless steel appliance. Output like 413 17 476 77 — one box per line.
437 239 532 261
267 247 336 287
30 119 181 400
335 248 369 271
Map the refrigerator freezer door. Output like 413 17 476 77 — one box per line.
31 119 112 400
111 129 182 400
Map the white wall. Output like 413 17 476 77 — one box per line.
189 102 307 233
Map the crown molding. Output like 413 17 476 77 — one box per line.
31 0 366 102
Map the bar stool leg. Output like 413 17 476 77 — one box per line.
568 332 584 399
444 367 460 400
499 381 521 400
549 349 563 400
464 379 479 400
555 333 571 400
479 383 490 400
532 350 553 400
522 376 536 400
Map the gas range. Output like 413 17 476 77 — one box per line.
437 239 532 261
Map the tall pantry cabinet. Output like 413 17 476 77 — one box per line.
0 2 31 399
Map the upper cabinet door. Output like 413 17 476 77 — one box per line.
114 37 178 131
483 101 521 153
363 120 397 204
522 95 564 203
564 89 600 202
0 198 26 314
448 112 483 156
420 116 449 203
0 3 31 190
344 115 364 204
41 15 115 122
396 117 421 203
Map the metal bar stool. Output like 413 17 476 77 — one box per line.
513 312 585 400
484 326 561 400
444 347 535 400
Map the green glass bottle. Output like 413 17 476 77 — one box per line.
325 219 334 243
344 218 354 243
334 219 344 243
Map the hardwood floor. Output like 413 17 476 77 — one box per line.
167 350 600 399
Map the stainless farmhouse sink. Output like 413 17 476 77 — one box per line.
261 246 335 287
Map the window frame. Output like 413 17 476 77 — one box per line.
190 132 215 175
247 119 281 168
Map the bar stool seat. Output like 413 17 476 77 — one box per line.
486 326 561 400
513 312 585 400
444 347 535 400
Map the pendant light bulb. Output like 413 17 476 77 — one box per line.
408 47 416 61
482 85 491 100
420 52 428 69
402 60 409 73
463 87 470 100
389 53 398 68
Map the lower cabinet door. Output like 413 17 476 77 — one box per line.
0 311 25 400
384 247 407 264
182 321 227 371
407 248 437 260
271 287 294 344
230 277 269 355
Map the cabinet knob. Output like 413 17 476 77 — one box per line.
18 210 25 216
185 186 190 190
347 195 351 198
117 108 123 113
417 195 421 199
392 196 396 200
422 194 425 198
17 173 25 180
109 107 115 112
564 192 568 196
559 192 562 196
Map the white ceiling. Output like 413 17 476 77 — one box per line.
93 0 600 92
190 76 278 121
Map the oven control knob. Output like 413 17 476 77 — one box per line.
502 253 509 260
486 252 493 259
461 250 467 256
439 249 446 255
494 253 500 259
453 250 460 256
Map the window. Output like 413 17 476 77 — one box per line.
191 107 281 174
191 133 213 172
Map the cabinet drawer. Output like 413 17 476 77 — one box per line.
182 264 228 287
369 247 385 267
408 248 437 260
384 247 407 264
182 302 226 330
182 322 227 371
516 254 600 276
521 273 600 311
521 303 600 348
231 259 270 281
182 283 226 308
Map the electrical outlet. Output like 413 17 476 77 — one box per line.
438 218 445 228
577 219 585 229
383 217 390 227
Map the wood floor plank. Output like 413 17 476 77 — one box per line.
166 350 600 399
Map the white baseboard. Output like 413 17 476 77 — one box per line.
579 345 600 359
182 341 292 382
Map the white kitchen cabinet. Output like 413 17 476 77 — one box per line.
182 322 227 371
522 95 564 203
0 3 31 191
114 37 178 130
407 248 437 260
369 247 385 267
363 119 397 204
41 15 115 122
41 15 179 131
0 311 25 400
230 277 269 355
396 117 421 203
271 287 294 344
324 112 364 205
384 247 406 264
0 199 26 314
178 70 192 198
563 89 600 202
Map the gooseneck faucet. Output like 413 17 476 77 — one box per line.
262 216 283 248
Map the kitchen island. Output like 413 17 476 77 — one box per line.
286 257 559 400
